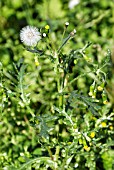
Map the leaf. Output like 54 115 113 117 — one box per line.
25 47 44 55
17 157 56 170
36 115 55 140
58 34 71 53
68 91 101 116
66 155 74 166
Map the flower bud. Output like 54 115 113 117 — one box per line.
101 122 107 127
92 89 97 98
43 33 46 37
102 90 108 104
89 81 95 96
65 22 69 28
97 82 105 91
45 25 50 33
34 56 39 66
79 138 83 144
109 125 113 130
83 145 90 151
90 132 95 138
83 54 92 62
70 29 76 37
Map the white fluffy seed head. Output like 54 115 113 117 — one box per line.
20 26 41 46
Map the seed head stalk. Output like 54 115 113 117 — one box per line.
54 51 66 110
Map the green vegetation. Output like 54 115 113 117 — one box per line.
0 0 114 169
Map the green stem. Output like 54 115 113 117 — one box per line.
57 34 71 54
60 26 67 44
57 73 61 108
0 65 3 114
61 71 66 109
46 146 53 160
18 157 56 170
62 110 73 125
54 145 60 161
62 71 92 92
54 52 63 109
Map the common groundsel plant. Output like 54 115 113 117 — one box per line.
3 23 114 170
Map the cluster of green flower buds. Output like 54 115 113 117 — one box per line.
89 80 108 104
42 25 50 38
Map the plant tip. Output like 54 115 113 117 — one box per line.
65 22 69 26
70 29 77 37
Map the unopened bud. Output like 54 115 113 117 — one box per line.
97 82 105 91
102 90 108 104
89 81 95 96
92 89 97 98
34 56 39 66
103 100 108 104
43 33 46 37
70 29 76 37
65 22 69 27
97 86 103 91
73 29 76 33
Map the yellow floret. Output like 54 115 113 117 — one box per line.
109 125 113 130
103 100 108 104
45 25 50 30
90 132 95 138
97 86 103 91
101 122 107 127
83 145 90 151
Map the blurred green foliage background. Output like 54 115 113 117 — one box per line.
0 0 114 169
